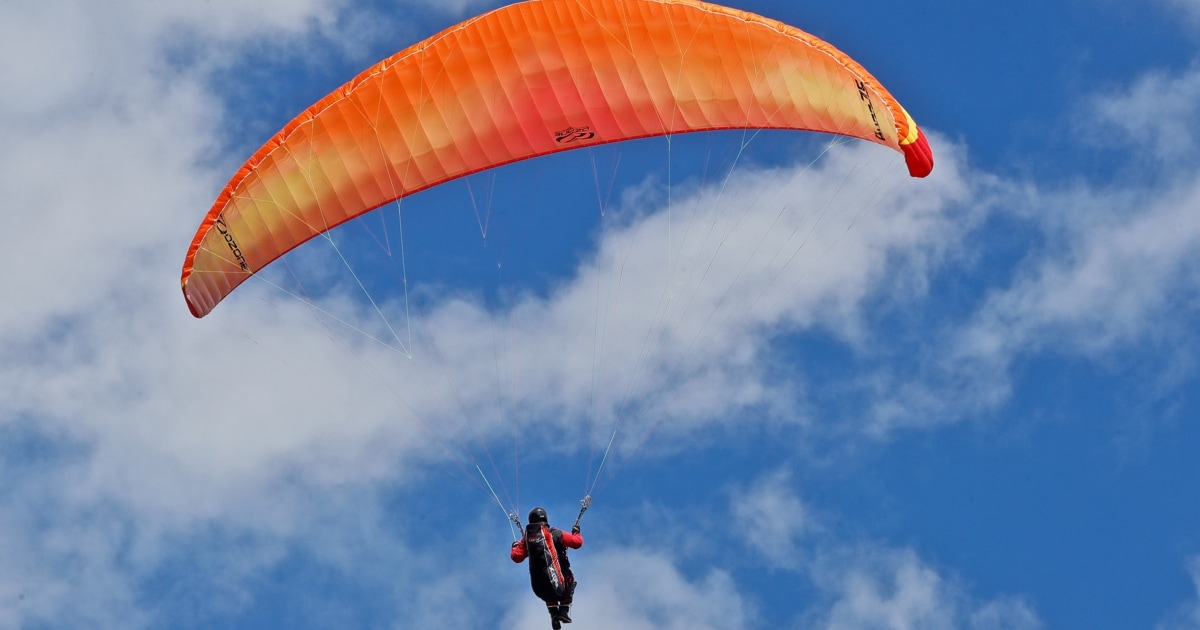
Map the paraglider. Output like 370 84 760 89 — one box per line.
181 1 935 625
510 507 584 629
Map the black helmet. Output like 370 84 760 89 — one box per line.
528 507 548 525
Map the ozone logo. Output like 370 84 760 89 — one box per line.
554 125 596 143
214 216 249 271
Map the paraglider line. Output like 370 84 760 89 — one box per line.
246 273 411 356
391 200 416 358
479 464 519 541
587 429 619 498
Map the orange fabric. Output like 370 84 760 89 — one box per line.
182 0 933 317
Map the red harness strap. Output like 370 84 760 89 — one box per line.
541 525 566 590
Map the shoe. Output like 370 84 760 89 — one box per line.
555 612 572 624
551 620 561 630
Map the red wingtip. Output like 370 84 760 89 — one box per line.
902 129 934 178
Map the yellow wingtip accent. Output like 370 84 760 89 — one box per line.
899 108 921 146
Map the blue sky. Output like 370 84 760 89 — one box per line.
3 1 1200 629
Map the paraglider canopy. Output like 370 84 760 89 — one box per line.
181 0 933 318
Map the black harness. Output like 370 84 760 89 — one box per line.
524 523 574 601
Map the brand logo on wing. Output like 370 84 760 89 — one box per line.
555 125 596 143
214 216 249 272
856 80 886 142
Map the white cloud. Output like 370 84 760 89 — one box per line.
0 478 149 628
859 62 1200 435
807 548 1042 630
1161 0 1200 25
358 134 972 455
729 472 1046 630
730 469 814 569
1158 556 1200 630
1090 65 1200 164
962 180 1200 354
407 0 498 17
0 0 419 626
0 0 365 341
507 548 754 630
0 0 342 122
940 134 1200 407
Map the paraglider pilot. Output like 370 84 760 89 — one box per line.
511 507 583 628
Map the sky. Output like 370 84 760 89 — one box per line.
2 0 1200 628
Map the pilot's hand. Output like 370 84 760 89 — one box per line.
571 525 581 535
512 541 521 548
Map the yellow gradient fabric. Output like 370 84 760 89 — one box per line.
182 0 934 317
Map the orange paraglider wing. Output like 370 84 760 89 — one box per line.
182 0 933 317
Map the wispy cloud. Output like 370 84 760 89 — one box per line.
0 1 414 626
729 468 814 569
805 547 1042 630
1161 0 1200 26
1158 556 1200 630
520 548 754 630
406 0 498 17
1090 64 1200 165
861 64 1200 436
722 471 1044 629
